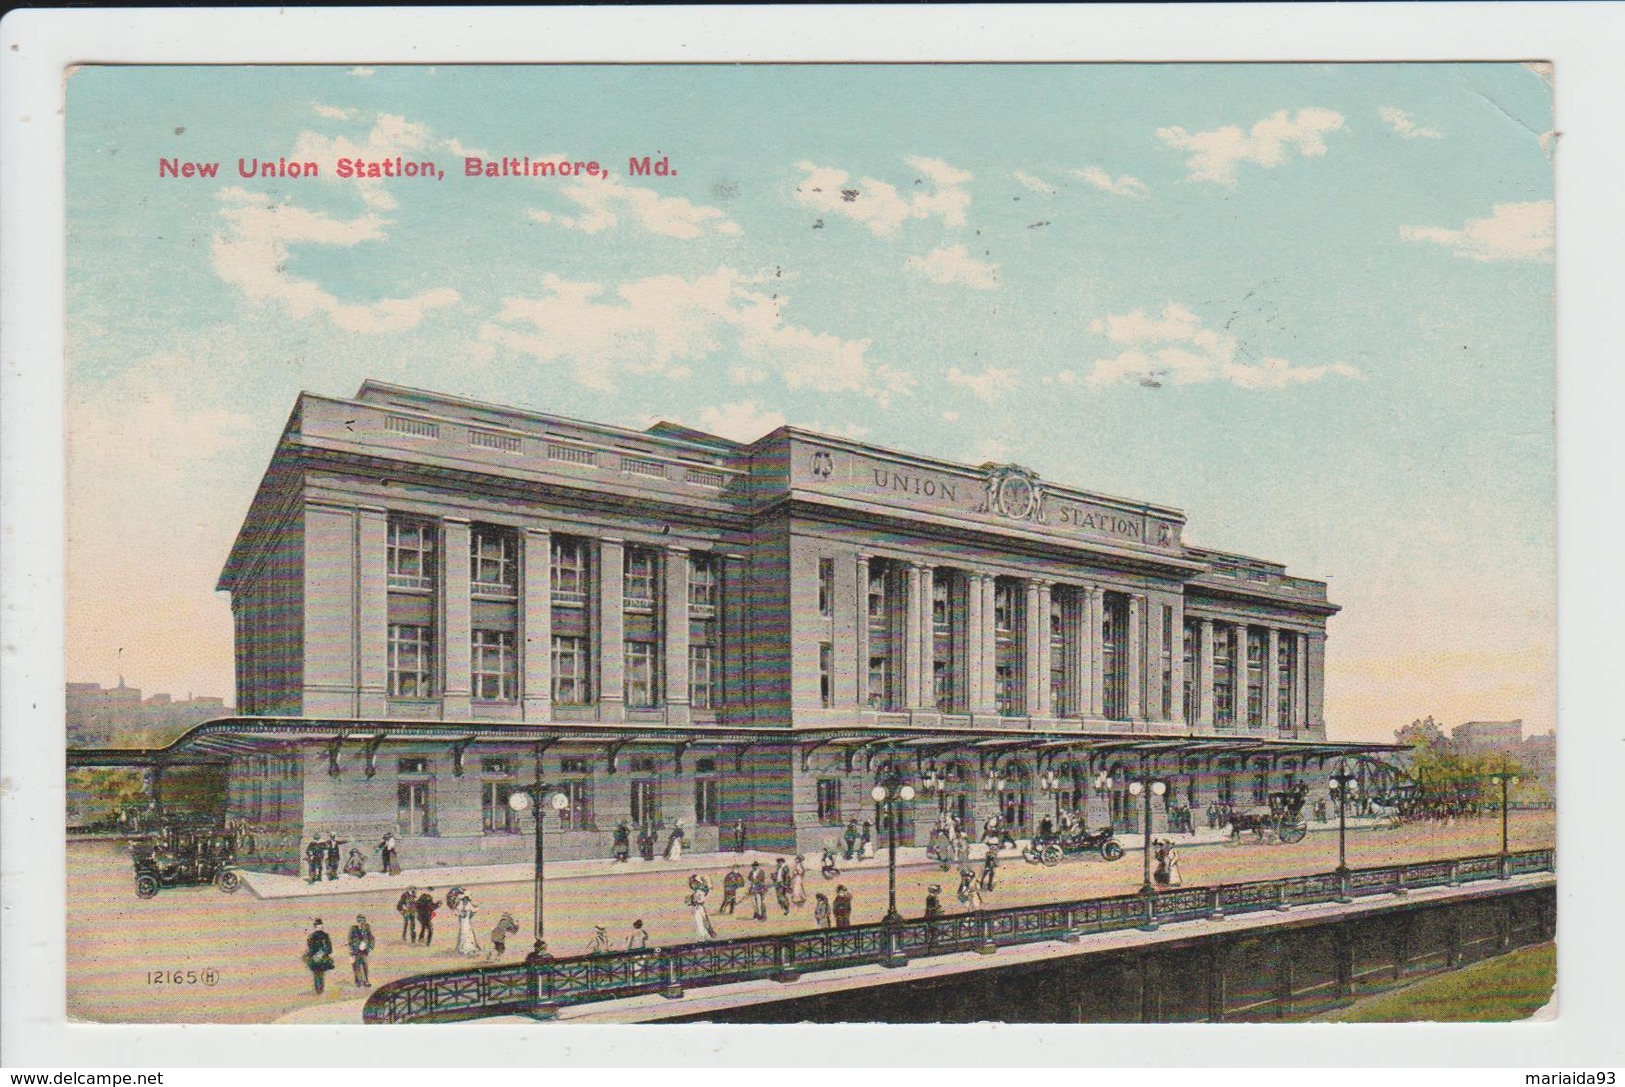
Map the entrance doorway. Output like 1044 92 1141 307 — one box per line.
397 782 431 836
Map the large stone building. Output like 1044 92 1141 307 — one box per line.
66 678 230 748
91 381 1391 873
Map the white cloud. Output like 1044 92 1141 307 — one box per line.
480 267 913 405
211 187 461 333
1399 201 1553 263
349 67 375 77
696 401 787 443
905 244 998 290
291 112 439 211
1156 108 1345 185
527 174 742 239
1084 303 1363 389
945 364 1019 403
1379 107 1443 140
793 156 972 237
1068 166 1148 198
446 137 491 161
1013 170 1056 195
313 102 355 121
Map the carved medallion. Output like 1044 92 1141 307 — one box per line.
978 464 1045 522
810 449 834 480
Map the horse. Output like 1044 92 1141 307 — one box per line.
1228 783 1309 842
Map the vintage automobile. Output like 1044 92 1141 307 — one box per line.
129 824 244 898
1022 824 1126 866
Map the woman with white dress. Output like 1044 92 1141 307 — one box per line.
688 873 718 940
454 895 482 956
664 819 686 862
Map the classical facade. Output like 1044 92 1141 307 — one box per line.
112 380 1386 872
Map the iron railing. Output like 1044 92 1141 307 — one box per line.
362 847 1554 1024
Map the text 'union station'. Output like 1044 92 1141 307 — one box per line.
81 381 1397 874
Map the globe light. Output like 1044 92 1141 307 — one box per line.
1128 781 1144 797
508 791 532 812
872 785 888 802
1152 781 1167 797
899 785 916 802
549 792 570 811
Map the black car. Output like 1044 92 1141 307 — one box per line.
129 825 244 898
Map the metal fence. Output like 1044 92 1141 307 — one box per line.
362 847 1554 1024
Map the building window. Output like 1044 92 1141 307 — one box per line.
551 635 590 704
934 659 952 711
481 780 518 834
695 757 716 774
694 778 720 825
1183 620 1198 724
819 643 833 708
630 779 660 826
817 779 843 825
560 757 591 775
1245 628 1264 728
471 527 518 597
624 548 658 610
688 554 718 611
1102 597 1126 720
994 581 1015 633
1050 596 1065 639
690 645 715 709
1213 623 1235 727
933 577 951 629
867 568 887 620
1050 665 1067 718
1277 637 1296 730
387 519 436 591
1218 773 1235 806
558 780 593 829
471 629 517 701
388 624 433 698
397 781 433 836
995 664 1016 715
867 656 889 708
1252 773 1270 805
818 558 834 617
398 757 429 774
550 537 588 603
625 640 660 708
481 757 512 774
1160 607 1174 721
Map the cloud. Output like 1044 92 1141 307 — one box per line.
1068 166 1148 198
1013 170 1056 195
313 102 355 121
211 187 461 333
527 174 742 239
480 267 914 405
1156 108 1345 185
1083 303 1363 389
1399 201 1553 263
291 112 441 211
905 244 998 290
945 364 1019 403
1379 107 1443 140
793 155 972 237
349 67 375 77
696 401 787 443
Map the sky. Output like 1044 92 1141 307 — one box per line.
64 63 1555 742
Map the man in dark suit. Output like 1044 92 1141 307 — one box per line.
304 919 334 994
347 914 375 988
415 888 441 945
323 833 345 881
305 836 324 883
397 887 419 942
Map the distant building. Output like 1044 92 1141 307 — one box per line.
65 678 230 748
1446 719 1555 806
1451 719 1525 755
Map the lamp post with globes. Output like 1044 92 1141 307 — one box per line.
507 780 571 962
1127 763 1168 930
1327 761 1359 902
1489 771 1520 878
872 772 916 968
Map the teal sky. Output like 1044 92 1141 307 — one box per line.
65 63 1555 742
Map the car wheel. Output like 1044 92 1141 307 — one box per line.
1040 846 1062 867
135 874 160 899
1102 841 1125 862
216 869 242 893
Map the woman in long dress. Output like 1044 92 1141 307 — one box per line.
688 873 718 940
454 895 482 956
664 819 686 862
789 854 807 907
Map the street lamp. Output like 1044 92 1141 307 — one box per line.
1039 768 1064 821
1489 772 1520 878
1127 773 1168 912
507 784 570 960
1327 761 1359 903
871 776 917 926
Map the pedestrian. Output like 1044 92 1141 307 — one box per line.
488 912 519 961
843 819 860 860
343 847 367 878
377 831 401 876
397 887 418 942
637 823 657 862
324 833 345 881
305 836 324 883
790 854 807 906
773 857 792 915
612 821 631 863
1038 814 1054 841
953 831 971 870
303 919 334 994
454 893 481 956
626 919 649 952
415 888 441 945
956 867 976 906
980 846 998 892
814 893 832 929
720 866 745 914
688 873 718 941
860 821 875 860
833 884 854 928
747 861 769 920
924 884 944 919
588 925 613 956
733 819 747 853
347 914 374 988
1163 839 1183 887
664 819 687 862
821 846 841 879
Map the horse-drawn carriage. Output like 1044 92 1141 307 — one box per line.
129 824 244 898
1228 783 1310 844
1022 823 1126 866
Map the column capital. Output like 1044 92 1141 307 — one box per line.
663 543 691 556
523 525 553 538
909 560 935 573
1031 577 1054 591
598 535 625 547
441 515 472 525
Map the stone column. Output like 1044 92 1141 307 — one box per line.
966 573 991 714
664 545 691 726
1304 632 1322 731
597 537 626 723
1198 618 1215 728
521 527 553 721
982 575 999 713
1233 623 1250 728
721 553 748 715
1064 586 1086 717
441 517 473 716
1167 602 1186 727
903 563 924 710
1127 594 1144 723
1265 627 1281 732
855 554 871 708
916 564 936 710
1088 587 1106 717
356 505 390 717
1026 581 1051 717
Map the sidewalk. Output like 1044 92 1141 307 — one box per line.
238 817 1385 900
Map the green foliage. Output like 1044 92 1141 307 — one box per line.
1322 942 1554 1022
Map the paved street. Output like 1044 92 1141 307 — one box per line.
66 810 1554 1024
